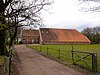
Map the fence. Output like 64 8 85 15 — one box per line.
4 49 12 75
72 50 97 72
98 54 100 72
31 45 99 72
33 46 71 61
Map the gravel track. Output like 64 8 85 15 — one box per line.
13 45 83 75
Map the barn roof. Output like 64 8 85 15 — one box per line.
22 29 39 37
39 28 91 43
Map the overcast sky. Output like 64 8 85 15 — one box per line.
41 0 100 31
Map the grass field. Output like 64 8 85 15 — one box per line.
28 44 100 72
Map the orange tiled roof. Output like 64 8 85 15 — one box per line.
39 28 91 43
22 30 39 37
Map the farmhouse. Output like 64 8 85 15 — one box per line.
21 28 91 44
39 28 91 44
22 29 39 44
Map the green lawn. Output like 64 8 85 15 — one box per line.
28 44 100 72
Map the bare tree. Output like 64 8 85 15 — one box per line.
0 0 52 55
82 26 100 43
79 0 100 11
79 0 100 43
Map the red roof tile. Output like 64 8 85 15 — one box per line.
39 28 91 43
22 30 39 37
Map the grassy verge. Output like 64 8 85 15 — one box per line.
28 44 100 72
0 55 5 75
0 55 5 64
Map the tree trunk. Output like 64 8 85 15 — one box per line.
0 2 7 55
9 27 18 48
0 30 6 55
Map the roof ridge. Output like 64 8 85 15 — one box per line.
40 28 76 30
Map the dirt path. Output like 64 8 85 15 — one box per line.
13 45 83 75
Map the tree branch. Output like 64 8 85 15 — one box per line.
4 0 13 8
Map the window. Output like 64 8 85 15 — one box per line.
23 39 25 40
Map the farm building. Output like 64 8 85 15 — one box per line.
39 28 91 44
22 29 39 44
21 28 91 44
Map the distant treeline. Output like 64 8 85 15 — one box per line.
81 26 100 44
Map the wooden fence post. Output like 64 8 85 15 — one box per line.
71 44 75 64
72 50 75 64
47 47 49 54
58 49 60 59
92 53 97 72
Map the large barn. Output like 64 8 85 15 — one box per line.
39 28 91 44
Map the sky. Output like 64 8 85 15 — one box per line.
41 0 100 31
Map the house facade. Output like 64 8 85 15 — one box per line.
22 29 39 44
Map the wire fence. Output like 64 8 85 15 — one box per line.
31 45 99 72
